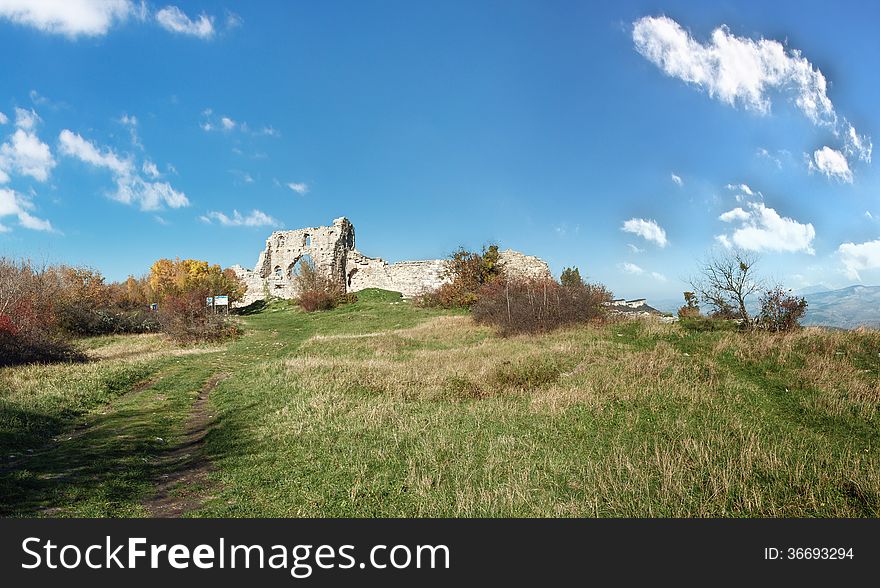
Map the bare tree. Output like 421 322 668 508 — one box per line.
690 249 763 327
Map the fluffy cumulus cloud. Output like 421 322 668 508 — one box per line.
0 0 135 38
632 15 872 169
717 202 815 254
58 129 188 211
0 109 56 183
200 209 278 227
0 187 53 232
621 217 668 247
837 239 880 281
0 129 56 182
671 172 683 186
287 182 309 195
0 111 8 125
808 146 853 183
156 5 214 39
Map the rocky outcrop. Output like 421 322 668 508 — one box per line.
233 217 552 305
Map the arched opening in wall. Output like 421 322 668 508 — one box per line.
289 254 318 290
304 234 311 248
273 266 283 279
347 268 358 287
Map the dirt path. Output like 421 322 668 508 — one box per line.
143 372 229 517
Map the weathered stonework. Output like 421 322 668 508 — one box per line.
231 217 551 305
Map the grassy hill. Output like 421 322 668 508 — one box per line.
1 289 878 517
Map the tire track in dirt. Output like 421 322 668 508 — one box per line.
143 372 229 517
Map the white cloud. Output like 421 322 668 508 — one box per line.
14 107 39 130
114 176 188 210
808 146 853 183
725 183 753 196
0 112 7 125
58 129 188 211
633 16 835 124
718 207 751 222
287 182 309 195
627 243 645 254
119 113 143 149
845 123 872 163
650 272 668 282
0 0 134 37
0 187 53 232
756 147 783 168
716 202 815 254
58 129 131 175
621 217 668 247
220 116 236 131
0 128 56 182
225 11 242 30
618 262 644 275
156 5 214 39
29 89 47 105
142 160 160 178
200 209 278 227
671 172 683 186
633 15 871 166
838 239 880 281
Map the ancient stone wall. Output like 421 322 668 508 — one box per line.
232 217 552 305
345 251 448 296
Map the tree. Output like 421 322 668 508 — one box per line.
689 249 762 327
148 258 245 303
677 291 701 319
560 267 584 288
429 244 504 308
756 287 808 332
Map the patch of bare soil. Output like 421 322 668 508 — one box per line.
143 372 229 517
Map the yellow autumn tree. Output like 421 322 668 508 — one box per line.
148 258 245 302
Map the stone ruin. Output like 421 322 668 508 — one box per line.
230 217 552 306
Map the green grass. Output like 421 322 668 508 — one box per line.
1 289 878 517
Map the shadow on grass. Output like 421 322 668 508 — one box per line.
0 400 162 516
233 300 268 316
0 367 234 517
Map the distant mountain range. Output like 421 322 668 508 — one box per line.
649 285 880 330
799 285 880 329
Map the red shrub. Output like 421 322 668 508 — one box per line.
158 290 240 343
298 289 338 312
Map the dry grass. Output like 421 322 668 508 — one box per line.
218 315 880 517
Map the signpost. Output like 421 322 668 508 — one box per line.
214 295 229 315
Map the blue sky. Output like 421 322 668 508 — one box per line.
1 0 878 301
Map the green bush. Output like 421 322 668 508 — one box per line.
678 316 740 332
